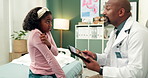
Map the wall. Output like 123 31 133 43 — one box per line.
47 0 81 48
0 0 10 65
139 0 148 26
9 0 46 32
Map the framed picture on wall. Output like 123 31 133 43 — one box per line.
81 0 100 18
100 0 108 14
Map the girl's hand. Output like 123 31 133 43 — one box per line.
40 33 51 49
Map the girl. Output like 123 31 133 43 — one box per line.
23 7 66 78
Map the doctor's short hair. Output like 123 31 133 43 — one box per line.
23 7 52 31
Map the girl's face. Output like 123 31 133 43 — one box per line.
39 14 52 33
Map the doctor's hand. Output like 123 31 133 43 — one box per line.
83 56 100 72
40 33 51 49
82 50 97 60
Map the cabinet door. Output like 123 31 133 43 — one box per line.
89 40 102 53
89 39 108 53
76 39 88 51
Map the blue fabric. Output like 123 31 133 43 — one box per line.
63 61 82 78
29 70 57 78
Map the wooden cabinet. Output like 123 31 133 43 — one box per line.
9 52 28 62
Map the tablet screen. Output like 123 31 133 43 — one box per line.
69 46 80 54
68 45 90 63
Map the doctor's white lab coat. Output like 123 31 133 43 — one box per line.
96 17 148 78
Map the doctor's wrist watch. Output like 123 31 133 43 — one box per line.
99 67 103 75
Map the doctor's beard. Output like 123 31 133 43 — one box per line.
103 15 111 27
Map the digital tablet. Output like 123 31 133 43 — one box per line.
68 45 90 63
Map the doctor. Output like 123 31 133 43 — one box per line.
82 0 148 78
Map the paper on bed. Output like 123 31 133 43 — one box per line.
11 53 76 68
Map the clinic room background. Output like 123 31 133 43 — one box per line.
0 0 148 66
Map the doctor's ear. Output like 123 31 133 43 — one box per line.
118 8 125 17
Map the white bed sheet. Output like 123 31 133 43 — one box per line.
11 53 76 68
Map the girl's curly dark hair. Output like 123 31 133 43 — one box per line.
23 7 52 31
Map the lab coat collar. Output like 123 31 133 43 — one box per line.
112 17 134 47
